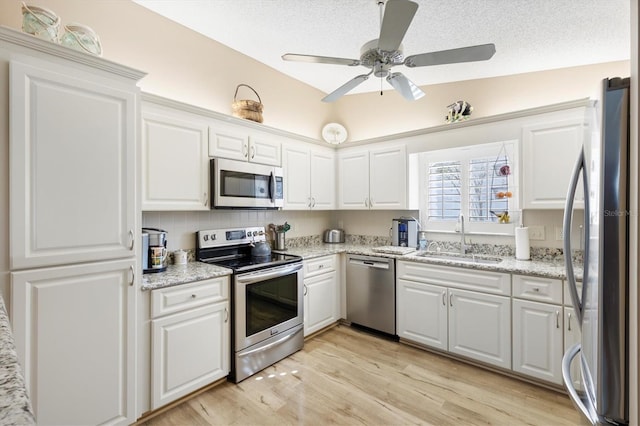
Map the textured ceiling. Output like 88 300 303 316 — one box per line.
133 0 630 97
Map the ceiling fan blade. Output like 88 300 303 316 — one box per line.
386 72 425 101
322 74 370 102
378 0 418 52
404 43 496 67
282 53 360 66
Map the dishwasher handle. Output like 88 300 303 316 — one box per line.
348 258 390 270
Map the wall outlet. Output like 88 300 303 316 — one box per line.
528 225 545 240
555 226 564 241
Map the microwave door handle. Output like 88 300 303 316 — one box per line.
269 171 275 203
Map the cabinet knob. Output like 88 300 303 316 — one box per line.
191 294 197 299
533 287 540 292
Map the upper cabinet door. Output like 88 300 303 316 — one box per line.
310 148 336 209
369 145 406 209
208 123 249 162
283 144 311 209
209 122 281 166
522 117 585 209
142 105 209 210
10 59 137 269
249 133 281 166
338 149 369 209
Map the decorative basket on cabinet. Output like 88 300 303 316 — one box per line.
232 84 264 123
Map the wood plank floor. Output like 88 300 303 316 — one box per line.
142 325 582 425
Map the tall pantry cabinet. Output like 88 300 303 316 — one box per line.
1 28 145 425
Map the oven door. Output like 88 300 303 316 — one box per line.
234 262 303 351
212 158 284 209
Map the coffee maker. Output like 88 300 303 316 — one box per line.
142 227 168 273
392 218 418 248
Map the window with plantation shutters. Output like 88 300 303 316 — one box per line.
427 160 461 221
420 141 518 234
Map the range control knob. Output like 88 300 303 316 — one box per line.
203 234 209 241
210 233 217 241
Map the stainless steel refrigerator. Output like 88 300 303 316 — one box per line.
562 77 629 425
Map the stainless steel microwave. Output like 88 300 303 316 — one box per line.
211 158 284 209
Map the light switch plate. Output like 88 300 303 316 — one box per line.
529 225 545 240
555 226 564 241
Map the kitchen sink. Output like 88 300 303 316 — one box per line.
417 252 503 265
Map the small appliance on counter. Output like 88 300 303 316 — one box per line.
392 218 418 248
323 228 345 243
142 227 168 273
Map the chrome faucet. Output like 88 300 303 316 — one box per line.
459 214 469 254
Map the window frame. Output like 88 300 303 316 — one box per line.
419 140 520 235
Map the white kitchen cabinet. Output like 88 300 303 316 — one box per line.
512 299 564 384
11 259 137 425
4 30 143 426
10 57 138 269
521 111 587 209
396 279 447 350
448 288 512 369
512 274 564 384
338 144 406 209
141 102 210 210
396 261 511 369
151 277 230 410
209 122 281 166
283 143 335 210
303 255 339 336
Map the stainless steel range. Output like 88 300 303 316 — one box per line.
196 226 304 383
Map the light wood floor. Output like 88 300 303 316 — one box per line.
142 325 582 425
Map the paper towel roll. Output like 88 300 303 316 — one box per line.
515 227 531 260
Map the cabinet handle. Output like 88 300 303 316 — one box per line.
204 192 208 206
567 312 572 331
129 265 135 286
556 311 560 329
303 284 308 296
442 291 446 306
308 197 312 208
243 144 248 158
369 198 373 207
250 146 256 159
449 293 453 307
365 198 369 208
311 198 316 208
128 230 134 250
224 307 229 323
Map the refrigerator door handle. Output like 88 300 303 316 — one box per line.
562 343 599 424
563 148 588 325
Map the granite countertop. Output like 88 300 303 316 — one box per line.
143 242 582 291
281 243 582 280
141 262 232 291
0 296 36 425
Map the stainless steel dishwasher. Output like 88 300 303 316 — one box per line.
346 254 396 335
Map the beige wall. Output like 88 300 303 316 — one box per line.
0 0 630 142
0 0 336 139
335 61 630 141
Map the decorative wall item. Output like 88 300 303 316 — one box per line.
231 84 264 123
60 23 102 56
445 100 473 123
321 122 348 144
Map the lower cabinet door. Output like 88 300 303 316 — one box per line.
448 289 511 369
512 299 563 384
151 301 230 409
303 270 338 336
396 279 447 350
11 259 137 426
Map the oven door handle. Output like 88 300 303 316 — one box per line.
235 262 303 285
237 326 301 357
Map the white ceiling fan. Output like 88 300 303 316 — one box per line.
282 0 496 102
